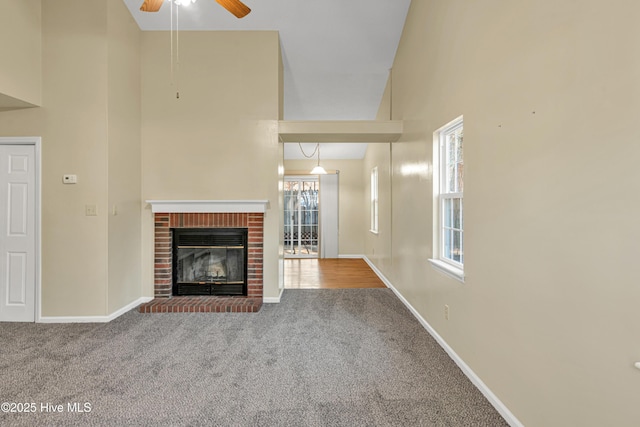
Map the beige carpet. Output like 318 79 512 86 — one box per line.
0 289 507 426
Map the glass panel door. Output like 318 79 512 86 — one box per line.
284 176 319 257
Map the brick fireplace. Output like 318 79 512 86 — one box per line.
139 200 268 313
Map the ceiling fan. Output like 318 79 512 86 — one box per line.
140 0 251 18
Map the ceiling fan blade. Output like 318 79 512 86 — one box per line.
216 0 251 18
140 0 164 12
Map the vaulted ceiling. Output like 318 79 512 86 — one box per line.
122 0 411 158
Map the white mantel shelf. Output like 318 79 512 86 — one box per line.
146 200 269 214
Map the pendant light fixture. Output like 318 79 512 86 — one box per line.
298 143 327 174
310 160 327 175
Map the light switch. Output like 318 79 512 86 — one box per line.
85 205 97 216
63 174 77 184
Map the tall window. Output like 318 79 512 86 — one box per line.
370 166 379 233
431 117 464 280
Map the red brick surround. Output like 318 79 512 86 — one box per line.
141 212 263 313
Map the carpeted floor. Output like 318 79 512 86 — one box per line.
0 289 508 426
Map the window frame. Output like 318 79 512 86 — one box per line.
429 116 465 282
370 166 379 234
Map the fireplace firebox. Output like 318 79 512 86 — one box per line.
172 228 248 296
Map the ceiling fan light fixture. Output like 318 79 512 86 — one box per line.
140 0 250 18
139 0 165 12
216 0 251 18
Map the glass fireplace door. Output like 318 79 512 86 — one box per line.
172 228 247 296
284 177 319 257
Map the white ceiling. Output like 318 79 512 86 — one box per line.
122 0 410 158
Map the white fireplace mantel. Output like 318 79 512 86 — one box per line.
146 200 269 214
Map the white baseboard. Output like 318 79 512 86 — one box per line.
362 256 523 427
338 254 365 259
361 256 393 288
38 297 153 324
263 288 283 303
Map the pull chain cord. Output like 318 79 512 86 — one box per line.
176 3 180 99
170 1 180 99
170 0 174 88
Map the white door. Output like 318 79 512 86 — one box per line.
0 144 35 322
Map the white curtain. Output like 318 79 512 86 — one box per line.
319 173 339 258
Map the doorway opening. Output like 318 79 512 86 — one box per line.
284 176 319 258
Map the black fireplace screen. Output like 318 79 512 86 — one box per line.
172 228 248 296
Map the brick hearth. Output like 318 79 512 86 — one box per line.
138 296 261 313
140 211 264 313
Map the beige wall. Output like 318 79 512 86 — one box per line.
140 31 282 299
36 0 110 317
0 5 282 313
381 0 640 425
364 78 394 277
107 0 142 313
284 159 365 255
0 0 142 317
362 143 391 273
0 0 41 108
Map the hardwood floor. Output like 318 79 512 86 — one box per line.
284 258 387 289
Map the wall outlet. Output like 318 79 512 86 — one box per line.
444 304 450 320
